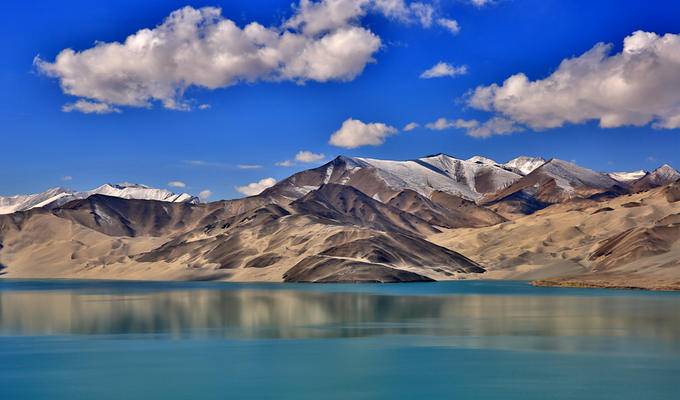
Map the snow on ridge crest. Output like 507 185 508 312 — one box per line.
0 183 198 215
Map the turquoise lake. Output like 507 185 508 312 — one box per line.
1 280 679 399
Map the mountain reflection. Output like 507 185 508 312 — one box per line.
2 287 680 348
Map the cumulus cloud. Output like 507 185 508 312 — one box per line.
276 150 325 167
237 164 263 169
469 31 680 132
425 117 456 130
235 177 277 196
329 118 398 148
372 0 435 27
62 100 120 114
61 175 73 181
198 104 211 110
425 116 521 137
198 189 212 201
403 122 419 131
167 181 186 188
295 150 325 162
437 18 460 35
420 62 467 79
36 1 458 113
465 117 522 138
36 5 381 112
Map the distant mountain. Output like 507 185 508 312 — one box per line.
0 187 73 215
631 164 680 192
386 189 506 228
483 158 622 215
608 170 647 183
504 156 546 175
0 183 198 215
290 184 439 236
466 155 499 166
1 153 678 286
264 154 522 202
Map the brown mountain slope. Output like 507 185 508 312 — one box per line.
290 184 439 236
0 185 484 282
386 189 506 228
262 156 399 201
431 183 680 288
631 165 680 192
588 219 680 271
482 159 624 217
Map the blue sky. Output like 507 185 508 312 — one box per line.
2 0 680 200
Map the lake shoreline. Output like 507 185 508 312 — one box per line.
532 278 680 292
4 275 680 292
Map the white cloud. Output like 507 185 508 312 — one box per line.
182 160 228 168
62 100 120 114
437 18 460 35
284 0 439 36
470 0 493 7
168 181 186 188
36 5 381 112
469 31 680 132
198 104 211 110
276 150 325 167
237 164 263 169
36 2 458 113
409 2 435 27
420 62 467 79
465 117 522 138
198 190 212 201
275 160 296 167
295 150 325 163
450 119 479 130
329 118 398 148
235 177 277 196
286 0 368 35
425 117 456 130
61 175 73 181
425 116 521 137
403 122 419 131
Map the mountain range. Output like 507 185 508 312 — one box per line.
1 154 679 288
0 183 197 215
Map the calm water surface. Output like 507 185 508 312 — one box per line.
1 280 679 399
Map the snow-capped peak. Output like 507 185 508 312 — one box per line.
537 159 618 190
107 182 151 190
608 170 647 183
0 187 74 215
349 154 522 201
467 156 498 165
653 164 680 179
87 183 189 202
0 183 199 215
504 156 546 175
